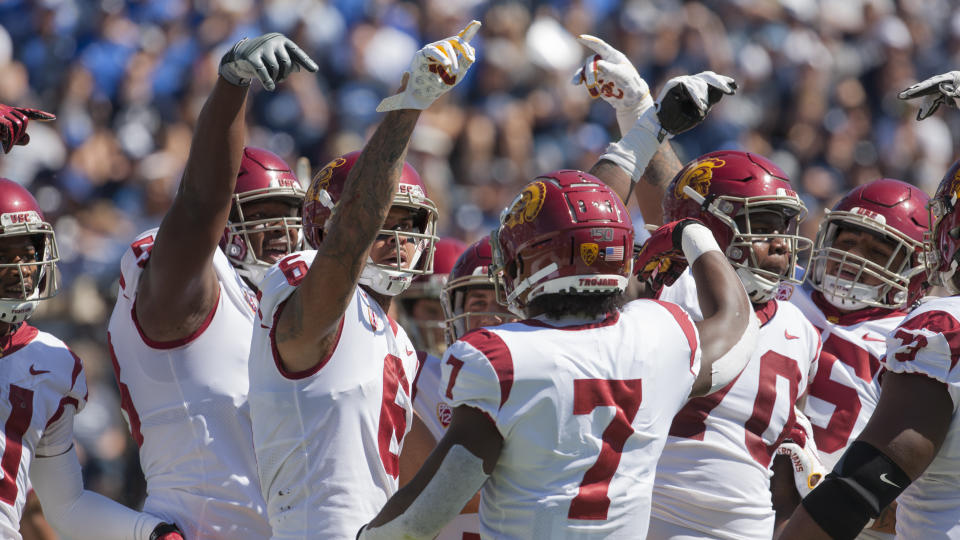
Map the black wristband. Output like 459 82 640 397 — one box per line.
801 478 873 540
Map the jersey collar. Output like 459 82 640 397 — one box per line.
810 291 906 326
753 299 779 327
0 323 38 358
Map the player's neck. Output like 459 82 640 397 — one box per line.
366 288 393 313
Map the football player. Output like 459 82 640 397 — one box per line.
401 238 518 540
247 22 479 538
636 151 822 540
774 177 930 538
778 69 960 540
0 179 181 540
106 32 317 539
397 237 467 358
358 171 759 539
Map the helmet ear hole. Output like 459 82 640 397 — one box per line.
506 257 519 281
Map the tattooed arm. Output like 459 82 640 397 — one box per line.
590 143 682 226
634 143 682 226
275 109 421 372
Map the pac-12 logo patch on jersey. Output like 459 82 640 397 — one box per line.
776 282 793 301
437 402 452 428
675 157 725 199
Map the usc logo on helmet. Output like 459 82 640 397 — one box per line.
675 158 726 200
950 167 960 202
308 157 347 197
504 181 546 228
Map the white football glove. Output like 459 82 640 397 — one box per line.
377 20 481 112
219 33 319 91
775 408 828 498
898 71 960 120
572 35 653 135
655 71 738 137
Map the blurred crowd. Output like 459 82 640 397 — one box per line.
1 0 959 511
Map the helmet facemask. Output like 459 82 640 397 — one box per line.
927 196 960 294
224 187 305 288
441 264 512 344
0 222 60 324
357 194 440 297
810 212 926 310
685 185 811 303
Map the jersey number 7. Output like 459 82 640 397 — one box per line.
568 378 643 521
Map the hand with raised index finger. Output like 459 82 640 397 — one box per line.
0 104 56 153
219 33 319 91
572 34 652 135
377 20 482 112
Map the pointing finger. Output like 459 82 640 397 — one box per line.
19 108 56 122
457 20 481 43
577 34 618 60
287 42 319 73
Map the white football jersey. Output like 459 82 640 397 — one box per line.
442 299 701 539
0 324 86 540
249 250 420 540
412 351 480 540
107 228 270 539
778 282 907 471
883 297 960 539
652 272 821 539
413 352 453 441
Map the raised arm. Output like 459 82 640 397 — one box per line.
590 146 682 226
573 35 730 225
275 22 481 373
276 108 421 371
635 219 756 397
136 34 317 341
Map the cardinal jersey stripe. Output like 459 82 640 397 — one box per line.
458 329 514 410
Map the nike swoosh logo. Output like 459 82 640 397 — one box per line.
862 333 886 342
405 348 415 356
29 365 50 376
879 473 901 488
784 329 799 340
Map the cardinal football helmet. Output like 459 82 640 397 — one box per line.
662 150 811 303
221 147 305 287
399 237 466 355
491 170 634 318
303 151 439 296
0 179 59 323
809 178 929 309
441 237 516 344
928 160 960 294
